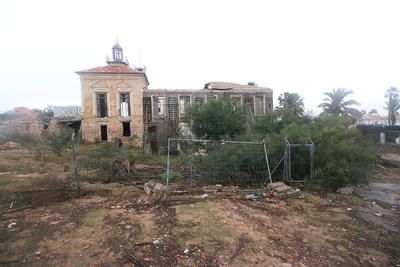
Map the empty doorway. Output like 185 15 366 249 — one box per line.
100 125 108 141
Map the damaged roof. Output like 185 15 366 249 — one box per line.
53 106 81 118
204 82 273 92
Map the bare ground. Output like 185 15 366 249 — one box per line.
0 147 399 266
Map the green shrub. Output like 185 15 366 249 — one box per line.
46 127 74 156
188 100 247 139
79 143 138 182
254 112 376 192
160 170 181 182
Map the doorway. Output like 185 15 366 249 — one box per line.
100 125 108 141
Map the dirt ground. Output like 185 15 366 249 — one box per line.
0 146 399 266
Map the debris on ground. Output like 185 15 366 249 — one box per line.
195 193 208 199
347 208 352 211
7 222 17 229
337 186 354 195
268 182 300 196
374 212 384 217
246 194 259 200
0 142 21 150
144 181 156 195
144 181 166 195
184 248 189 254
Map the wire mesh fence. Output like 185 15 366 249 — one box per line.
166 138 272 187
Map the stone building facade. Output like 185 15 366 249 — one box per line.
77 44 273 144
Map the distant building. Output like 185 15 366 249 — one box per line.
359 114 389 125
76 44 273 144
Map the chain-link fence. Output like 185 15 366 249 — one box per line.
166 138 272 187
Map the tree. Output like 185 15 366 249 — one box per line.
318 88 360 119
385 87 400 126
368 109 378 114
277 92 305 117
188 100 247 139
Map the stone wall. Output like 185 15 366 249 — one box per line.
80 74 147 146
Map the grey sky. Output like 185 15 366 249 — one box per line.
1 0 399 114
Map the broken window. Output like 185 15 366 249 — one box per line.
194 97 204 106
179 96 190 115
100 125 108 141
231 96 241 111
153 96 165 116
120 93 130 117
207 95 217 102
265 97 273 111
255 96 264 115
244 97 254 114
122 122 131 137
96 93 108 118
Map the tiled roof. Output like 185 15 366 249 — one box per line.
77 64 140 74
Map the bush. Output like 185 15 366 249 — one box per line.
160 170 181 182
188 100 247 139
46 127 74 156
253 112 376 192
79 143 138 183
308 116 375 192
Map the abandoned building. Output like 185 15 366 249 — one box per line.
75 44 274 144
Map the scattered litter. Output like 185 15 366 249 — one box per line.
7 222 16 229
153 239 161 245
35 251 41 256
198 193 208 199
184 248 189 254
374 212 384 217
9 200 15 209
246 194 259 200
337 186 354 195
347 208 352 211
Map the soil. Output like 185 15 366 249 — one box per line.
0 146 399 266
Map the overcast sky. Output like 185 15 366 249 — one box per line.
0 0 399 114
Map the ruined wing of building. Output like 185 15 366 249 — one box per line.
72 43 273 144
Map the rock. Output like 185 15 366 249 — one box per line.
153 239 160 245
144 181 156 195
0 142 21 150
153 183 163 191
337 186 354 195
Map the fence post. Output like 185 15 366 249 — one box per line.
262 139 273 184
380 132 385 145
71 132 80 191
166 137 171 185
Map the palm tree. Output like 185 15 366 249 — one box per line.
319 88 360 118
385 87 400 126
277 92 305 116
